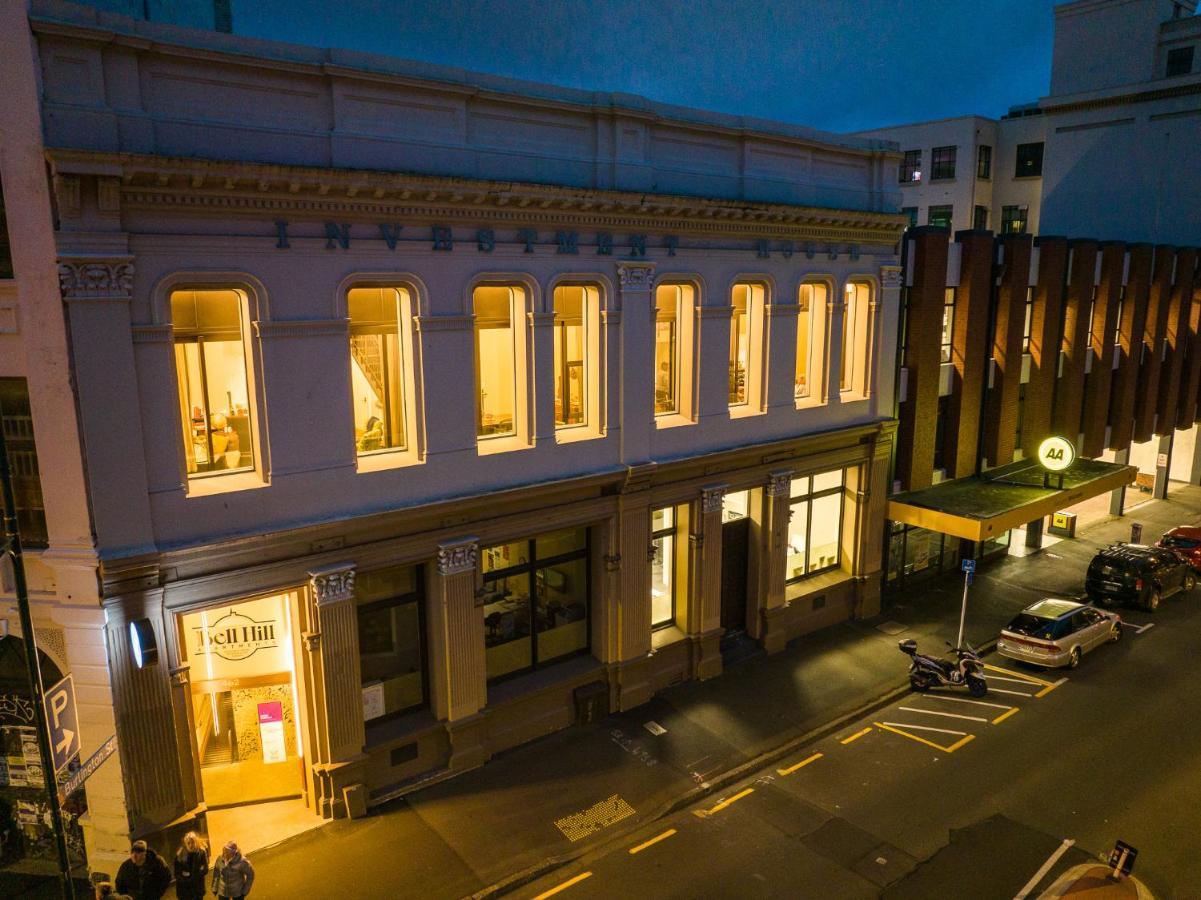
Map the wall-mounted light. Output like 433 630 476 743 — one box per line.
129 618 158 669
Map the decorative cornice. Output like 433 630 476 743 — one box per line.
700 485 726 514
131 324 174 344
308 562 356 605
766 471 793 497
437 538 478 576
44 150 907 246
253 318 350 339
414 314 473 333
616 262 656 290
58 257 134 300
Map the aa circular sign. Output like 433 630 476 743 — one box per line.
1038 436 1076 472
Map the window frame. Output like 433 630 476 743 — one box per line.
840 280 874 399
1166 45 1194 77
898 150 922 183
795 280 830 406
472 281 532 451
941 288 956 364
550 282 603 437
357 563 429 726
786 470 845 584
346 285 420 461
1022 287 1035 353
1002 205 1029 235
654 281 697 424
901 207 918 229
0 378 48 548
927 205 953 229
650 507 678 630
1015 142 1044 178
930 145 957 181
977 145 992 180
728 281 768 413
973 205 989 230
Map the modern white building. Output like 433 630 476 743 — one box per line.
0 0 905 881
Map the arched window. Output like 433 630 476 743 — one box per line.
796 282 828 402
654 285 682 415
841 282 873 398
347 286 413 455
729 282 766 410
171 289 255 479
552 285 599 429
474 284 527 440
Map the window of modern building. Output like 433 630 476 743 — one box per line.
941 288 956 364
0 379 47 548
1166 45 1195 77
655 283 695 419
481 527 590 681
901 207 918 228
786 469 844 581
357 563 427 724
928 205 953 229
1022 287 1035 353
1002 205 1029 234
973 205 989 230
729 282 766 410
841 282 872 397
930 146 957 181
933 396 949 471
796 282 828 402
899 150 921 183
552 284 600 430
1113 288 1126 346
651 506 679 629
171 289 256 479
474 284 528 441
0 178 12 279
348 287 414 455
1015 142 1044 178
977 145 992 180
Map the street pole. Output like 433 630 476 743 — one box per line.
0 408 76 899
956 568 970 650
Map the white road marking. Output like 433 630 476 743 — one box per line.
897 706 988 723
923 694 1014 711
985 687 1036 697
1013 837 1076 899
1135 622 1154 634
880 721 969 736
985 675 1045 686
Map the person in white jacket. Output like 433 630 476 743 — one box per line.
211 841 255 900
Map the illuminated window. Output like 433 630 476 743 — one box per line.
357 564 427 723
171 289 255 479
928 205 953 229
1002 205 1028 234
841 282 873 397
796 282 828 402
474 285 526 440
941 288 956 364
481 527 590 681
656 283 697 418
651 507 678 629
977 145 992 180
729 282 766 409
553 285 598 429
1015 142 1044 178
786 470 844 582
899 150 921 183
930 146 957 181
348 287 412 455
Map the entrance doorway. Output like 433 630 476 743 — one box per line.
180 593 307 811
719 490 751 634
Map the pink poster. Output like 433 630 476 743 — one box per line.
257 701 283 724
257 701 286 763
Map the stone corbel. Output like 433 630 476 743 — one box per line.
766 471 793 497
58 257 135 301
437 538 479 576
700 485 726 515
309 562 356 605
616 261 656 291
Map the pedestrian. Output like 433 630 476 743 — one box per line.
211 840 255 900
114 839 172 900
173 830 210 900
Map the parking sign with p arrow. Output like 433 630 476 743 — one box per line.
45 675 80 774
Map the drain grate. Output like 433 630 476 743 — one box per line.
555 794 635 842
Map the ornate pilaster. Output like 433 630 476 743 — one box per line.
168 665 202 812
689 485 726 680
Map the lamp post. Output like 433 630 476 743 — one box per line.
0 405 76 899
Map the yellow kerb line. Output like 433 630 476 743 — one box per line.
991 707 1019 725
874 721 976 754
777 752 824 776
841 727 872 745
1035 678 1068 698
984 663 1052 687
533 871 593 900
695 787 754 817
629 829 677 855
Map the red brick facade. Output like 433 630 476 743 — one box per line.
942 231 995 479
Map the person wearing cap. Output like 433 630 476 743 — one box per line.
114 839 172 900
211 840 255 900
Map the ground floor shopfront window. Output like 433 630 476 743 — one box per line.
357 564 427 724
481 527 590 681
787 470 845 581
885 523 960 590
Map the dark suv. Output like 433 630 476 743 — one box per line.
1085 543 1196 611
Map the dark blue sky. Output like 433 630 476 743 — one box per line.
231 0 1058 133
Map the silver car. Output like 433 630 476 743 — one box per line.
997 598 1122 669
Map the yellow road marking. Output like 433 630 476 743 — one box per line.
841 727 873 745
629 829 677 855
874 721 976 754
984 663 1052 687
991 707 1019 725
694 787 754 818
777 752 824 776
1035 678 1068 698
533 872 592 899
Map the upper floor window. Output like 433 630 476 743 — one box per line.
1015 142 1044 178
796 282 828 403
348 287 413 455
553 285 598 429
787 470 845 582
1022 287 1035 353
0 379 47 548
171 289 256 479
841 282 873 397
899 150 921 183
729 282 766 410
474 284 528 441
357 563 427 724
977 145 992 180
973 205 989 230
901 207 918 228
1113 288 1126 347
0 178 12 279
655 284 695 419
930 146 957 181
941 288 956 364
1002 205 1028 234
651 506 680 629
928 205 953 229
1166 46 1195 77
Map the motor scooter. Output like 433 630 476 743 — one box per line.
898 638 987 697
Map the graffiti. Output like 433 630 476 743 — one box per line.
0 694 35 726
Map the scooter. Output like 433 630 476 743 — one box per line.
899 638 987 697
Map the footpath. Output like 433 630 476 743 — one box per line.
240 487 1199 900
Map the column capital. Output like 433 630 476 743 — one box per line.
700 484 727 514
437 538 479 576
308 562 357 606
880 265 902 290
617 261 656 291
766 471 793 497
58 256 134 302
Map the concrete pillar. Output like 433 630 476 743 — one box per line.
756 472 792 654
615 262 656 463
1153 432 1173 500
615 488 653 710
1025 517 1044 550
1110 448 1130 515
689 485 725 680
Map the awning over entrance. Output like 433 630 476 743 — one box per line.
887 458 1136 543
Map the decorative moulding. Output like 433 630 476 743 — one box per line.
253 318 350 339
131 324 174 344
617 262 656 290
880 265 903 289
437 539 478 576
58 258 134 300
414 315 473 333
309 563 357 605
766 471 793 497
700 485 726 514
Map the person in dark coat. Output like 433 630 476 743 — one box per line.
114 840 172 900
173 831 210 900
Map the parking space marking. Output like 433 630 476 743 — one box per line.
533 872 592 899
923 694 1014 711
984 686 1036 698
896 706 988 723
629 828 676 855
875 721 975 753
1134 622 1154 634
1034 677 1068 698
777 752 823 776
840 727 873 745
983 663 1052 686
986 674 1045 686
1014 838 1075 899
694 787 754 818
990 707 1019 725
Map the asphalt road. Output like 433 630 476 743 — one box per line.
519 581 1201 898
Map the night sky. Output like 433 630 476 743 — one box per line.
230 0 1059 133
